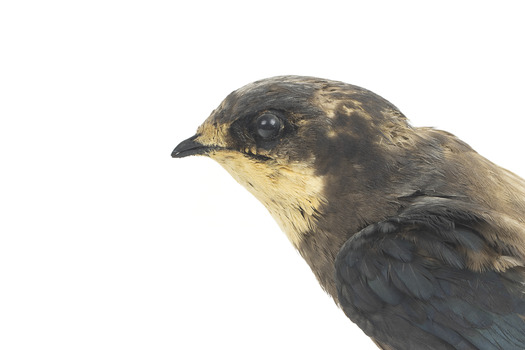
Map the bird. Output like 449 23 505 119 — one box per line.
171 76 525 349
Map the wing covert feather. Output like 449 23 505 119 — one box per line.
335 214 525 350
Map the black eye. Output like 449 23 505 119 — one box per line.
256 113 281 139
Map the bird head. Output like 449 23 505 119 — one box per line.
172 76 412 246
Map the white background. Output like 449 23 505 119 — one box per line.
1 1 524 349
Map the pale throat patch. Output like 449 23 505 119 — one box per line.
209 150 326 248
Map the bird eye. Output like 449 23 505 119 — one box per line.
256 113 281 139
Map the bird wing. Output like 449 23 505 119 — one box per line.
335 200 525 350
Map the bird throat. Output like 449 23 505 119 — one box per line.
209 150 326 248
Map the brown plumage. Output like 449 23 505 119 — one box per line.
172 76 525 349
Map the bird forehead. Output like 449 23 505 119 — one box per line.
195 119 231 148
225 79 319 117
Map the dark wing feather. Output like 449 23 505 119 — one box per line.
335 212 525 350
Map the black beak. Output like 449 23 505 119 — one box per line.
171 135 215 158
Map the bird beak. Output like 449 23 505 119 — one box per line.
171 135 215 158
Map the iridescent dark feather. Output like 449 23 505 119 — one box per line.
336 201 525 349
